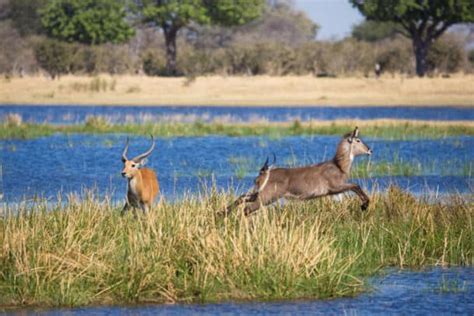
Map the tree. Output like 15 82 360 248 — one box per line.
237 1 319 46
350 0 474 77
140 0 265 76
40 0 134 45
351 20 400 42
2 0 48 36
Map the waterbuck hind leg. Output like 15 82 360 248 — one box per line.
222 192 259 216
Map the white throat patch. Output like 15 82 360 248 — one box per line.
129 177 139 195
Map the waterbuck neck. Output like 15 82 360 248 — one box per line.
333 139 353 175
128 170 143 194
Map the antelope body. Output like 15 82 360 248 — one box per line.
226 127 372 215
121 136 159 215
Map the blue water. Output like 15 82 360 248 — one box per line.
5 267 473 315
1 134 472 203
1 105 473 124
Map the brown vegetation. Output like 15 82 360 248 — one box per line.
1 74 473 106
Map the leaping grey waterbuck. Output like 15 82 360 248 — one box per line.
225 127 372 215
121 135 160 215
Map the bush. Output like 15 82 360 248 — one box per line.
469 49 474 65
142 51 167 76
375 38 413 75
427 35 465 74
34 39 73 78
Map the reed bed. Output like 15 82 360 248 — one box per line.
0 187 472 308
1 119 473 140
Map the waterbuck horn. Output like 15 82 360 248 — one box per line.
260 153 276 173
353 126 359 138
122 137 129 162
132 135 155 163
262 156 270 171
349 126 359 143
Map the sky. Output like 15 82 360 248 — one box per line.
294 0 364 40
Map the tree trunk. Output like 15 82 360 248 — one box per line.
164 28 178 76
413 38 430 77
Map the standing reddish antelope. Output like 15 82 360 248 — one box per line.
226 127 372 215
121 136 159 215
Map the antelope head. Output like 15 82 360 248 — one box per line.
347 127 372 157
254 153 276 192
121 135 156 179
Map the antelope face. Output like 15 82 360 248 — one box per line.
121 136 156 179
348 127 372 156
121 160 141 179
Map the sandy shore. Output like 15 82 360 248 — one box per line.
1 75 473 107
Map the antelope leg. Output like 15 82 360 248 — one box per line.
121 202 130 216
332 183 370 210
348 184 370 210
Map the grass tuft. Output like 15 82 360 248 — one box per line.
0 187 472 308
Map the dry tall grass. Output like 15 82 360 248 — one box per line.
0 187 472 308
1 75 473 106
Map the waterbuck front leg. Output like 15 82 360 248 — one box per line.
121 202 130 216
140 202 150 215
332 183 370 211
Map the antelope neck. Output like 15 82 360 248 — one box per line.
333 140 353 175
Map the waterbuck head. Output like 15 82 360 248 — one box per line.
121 135 155 179
254 153 276 192
345 127 372 158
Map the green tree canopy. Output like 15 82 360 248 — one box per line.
351 20 400 42
41 0 134 45
350 0 474 76
140 0 265 75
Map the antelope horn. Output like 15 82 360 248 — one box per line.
349 126 359 143
262 156 270 170
122 137 129 162
353 126 359 138
260 153 276 173
132 135 155 163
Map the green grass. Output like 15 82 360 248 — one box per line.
352 158 473 178
1 119 473 140
432 277 468 294
0 187 472 308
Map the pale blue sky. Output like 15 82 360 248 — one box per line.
294 0 364 40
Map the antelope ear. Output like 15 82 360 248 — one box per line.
138 159 147 167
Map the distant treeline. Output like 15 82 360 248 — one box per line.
0 0 473 78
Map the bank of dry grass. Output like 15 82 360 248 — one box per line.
0 187 472 308
1 75 473 106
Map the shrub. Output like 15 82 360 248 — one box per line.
142 51 167 76
34 38 73 78
427 35 465 74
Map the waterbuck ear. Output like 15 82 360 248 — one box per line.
137 158 147 167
